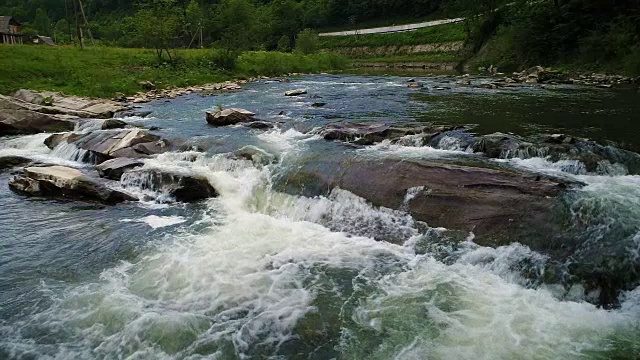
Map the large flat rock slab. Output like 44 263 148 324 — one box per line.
12 90 126 118
9 166 137 204
0 108 76 135
277 157 578 245
45 129 172 162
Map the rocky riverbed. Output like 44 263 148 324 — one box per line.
0 74 639 359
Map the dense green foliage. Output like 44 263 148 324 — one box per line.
0 45 347 97
459 0 640 75
0 0 448 49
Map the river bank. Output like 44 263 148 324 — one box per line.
0 45 348 98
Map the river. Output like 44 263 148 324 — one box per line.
0 74 639 359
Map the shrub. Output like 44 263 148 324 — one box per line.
277 35 291 52
295 29 319 55
209 49 239 70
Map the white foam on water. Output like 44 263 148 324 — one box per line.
0 133 51 157
347 254 640 360
359 140 469 158
121 215 187 229
2 151 638 359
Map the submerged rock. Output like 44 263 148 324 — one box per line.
311 102 327 107
45 129 172 163
407 82 424 89
115 110 153 118
278 157 576 245
471 132 640 175
206 108 256 126
122 169 217 202
9 166 136 204
320 122 461 146
285 89 307 96
96 158 145 180
233 145 277 166
0 156 32 171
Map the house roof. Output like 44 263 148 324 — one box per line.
0 16 21 33
35 36 55 46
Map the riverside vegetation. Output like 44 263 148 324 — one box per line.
0 45 348 98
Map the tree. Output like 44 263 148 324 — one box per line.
54 19 70 43
277 34 291 52
185 0 204 48
295 28 319 55
134 0 182 64
216 0 259 52
33 7 52 36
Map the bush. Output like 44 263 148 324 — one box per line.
209 50 239 70
295 28 319 55
277 35 291 52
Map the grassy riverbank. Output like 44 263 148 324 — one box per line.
0 45 348 98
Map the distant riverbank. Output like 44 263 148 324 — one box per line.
0 45 348 98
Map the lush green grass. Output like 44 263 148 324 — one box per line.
0 45 348 98
318 22 466 49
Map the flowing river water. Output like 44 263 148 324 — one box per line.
0 75 639 359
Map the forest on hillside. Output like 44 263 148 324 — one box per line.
0 0 639 74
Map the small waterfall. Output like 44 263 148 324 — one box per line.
50 142 92 163
74 119 105 132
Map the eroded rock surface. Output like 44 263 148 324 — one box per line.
206 108 256 126
122 169 217 202
96 158 145 180
9 166 136 204
45 129 172 163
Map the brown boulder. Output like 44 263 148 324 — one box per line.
206 108 256 126
278 157 577 245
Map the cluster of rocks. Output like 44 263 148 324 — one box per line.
479 65 639 87
316 122 640 176
3 118 218 204
117 80 247 104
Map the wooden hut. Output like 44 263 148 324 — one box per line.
0 16 23 44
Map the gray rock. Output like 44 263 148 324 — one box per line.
122 169 217 202
9 166 136 204
285 89 307 96
96 158 144 180
233 145 277 166
0 156 32 171
101 119 128 130
45 129 171 163
0 108 76 136
205 108 256 126
7 90 126 118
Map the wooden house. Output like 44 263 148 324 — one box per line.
0 16 24 44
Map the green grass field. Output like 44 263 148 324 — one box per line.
318 21 466 50
0 45 347 98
